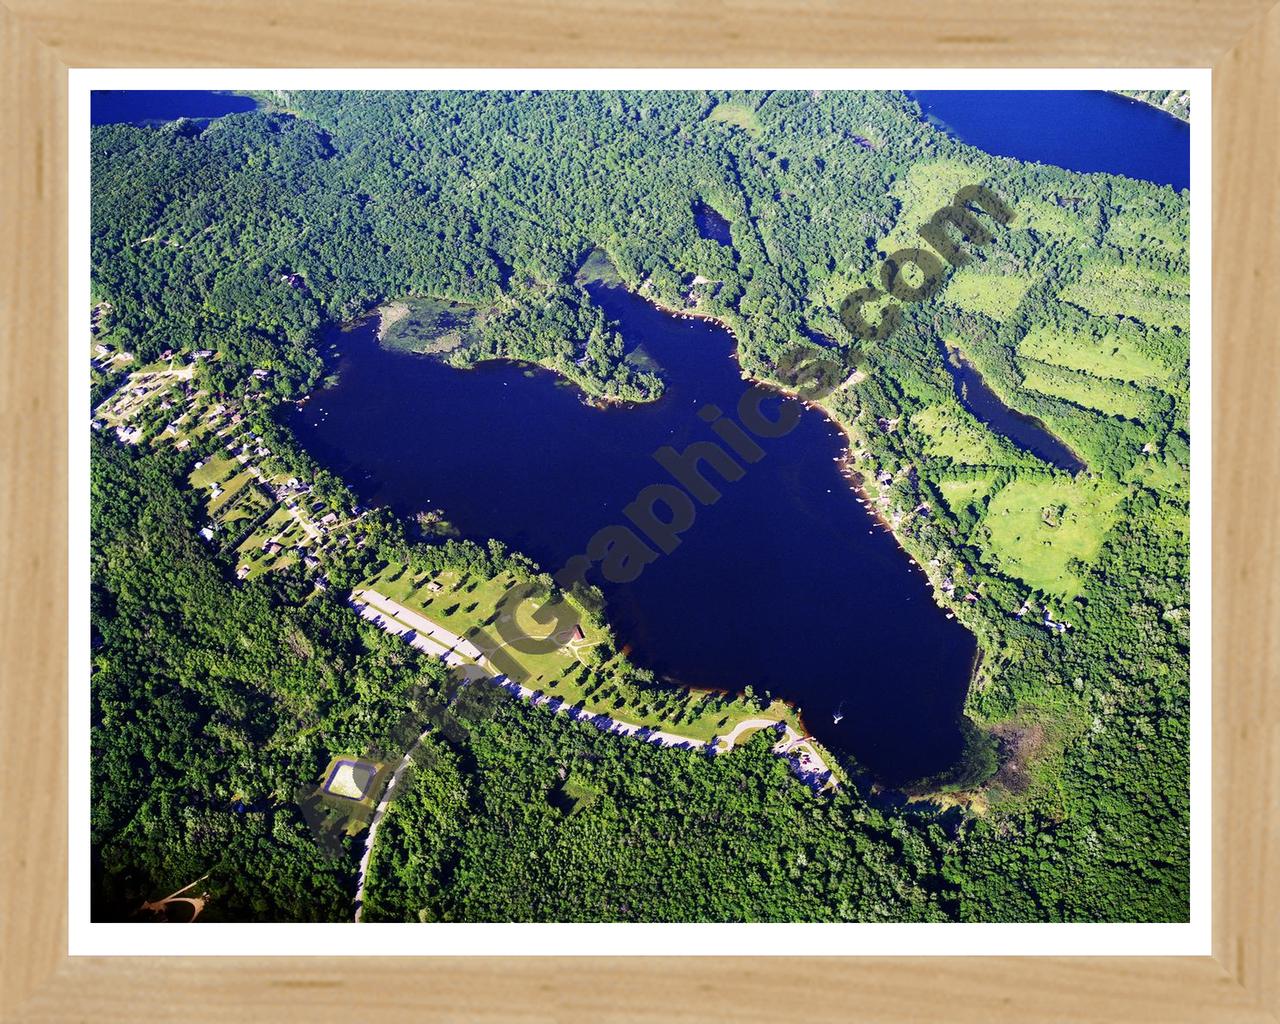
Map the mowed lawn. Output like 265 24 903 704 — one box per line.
981 476 1125 599
361 563 800 744
189 452 238 491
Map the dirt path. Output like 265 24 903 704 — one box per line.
353 728 431 923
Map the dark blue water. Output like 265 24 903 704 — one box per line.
909 90 1190 192
287 285 977 785
693 202 733 245
91 90 257 126
943 347 1085 473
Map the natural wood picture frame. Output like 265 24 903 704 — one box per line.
2 2 1276 1020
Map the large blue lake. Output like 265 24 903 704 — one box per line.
113 88 1184 786
290 290 978 786
90 90 257 126
908 90 1189 191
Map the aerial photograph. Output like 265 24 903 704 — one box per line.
88 87 1191 924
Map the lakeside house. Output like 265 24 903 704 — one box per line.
1042 608 1071 634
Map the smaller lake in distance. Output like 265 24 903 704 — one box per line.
91 90 258 127
908 90 1190 192
941 346 1086 474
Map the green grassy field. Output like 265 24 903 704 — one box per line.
944 267 1035 323
217 484 272 527
1059 262 1189 332
208 469 255 514
548 775 600 817
1017 358 1157 421
912 403 1023 466
189 453 238 491
1018 197 1093 244
1016 324 1175 387
881 158 977 254
981 476 1125 599
706 101 761 135
1126 450 1190 502
938 476 996 516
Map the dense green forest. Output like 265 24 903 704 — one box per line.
90 90 1190 923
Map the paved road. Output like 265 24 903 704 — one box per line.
355 589 485 661
351 599 466 666
348 589 838 919
350 588 836 782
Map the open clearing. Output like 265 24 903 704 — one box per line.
706 101 761 135
938 476 997 516
981 476 1124 598
1059 262 1189 332
1019 197 1093 244
1016 323 1175 387
1017 358 1157 421
944 267 1035 323
880 158 976 254
913 402 1026 466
